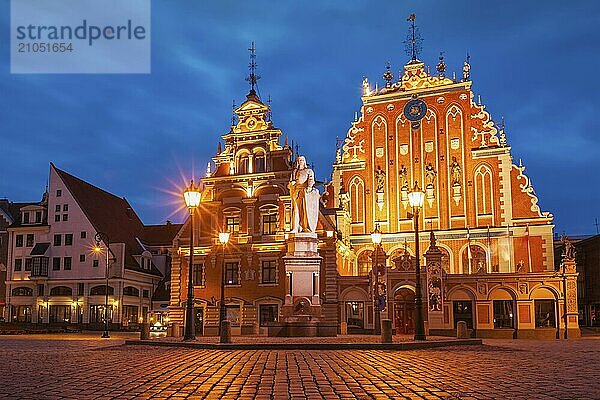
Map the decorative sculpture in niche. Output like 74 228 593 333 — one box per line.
289 156 320 233
375 166 386 211
450 156 462 204
425 162 436 206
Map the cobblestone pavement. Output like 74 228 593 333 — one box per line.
1 333 599 399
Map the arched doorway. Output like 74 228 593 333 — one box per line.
394 287 415 334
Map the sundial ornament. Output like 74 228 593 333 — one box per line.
404 98 427 129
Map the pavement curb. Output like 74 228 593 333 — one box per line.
124 338 482 350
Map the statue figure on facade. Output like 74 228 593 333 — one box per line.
399 164 408 188
289 156 320 233
375 166 385 193
451 157 461 185
425 163 436 188
562 236 576 261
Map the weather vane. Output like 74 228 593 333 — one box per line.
404 14 423 62
383 60 394 87
245 41 261 93
231 100 237 125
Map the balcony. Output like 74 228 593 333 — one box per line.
30 257 49 277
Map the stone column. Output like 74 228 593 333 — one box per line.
424 231 444 332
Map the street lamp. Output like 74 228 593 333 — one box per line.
371 223 382 336
218 231 230 343
183 179 202 341
93 232 111 339
408 182 426 341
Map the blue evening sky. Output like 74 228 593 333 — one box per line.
1 1 599 235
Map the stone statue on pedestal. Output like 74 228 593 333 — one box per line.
289 156 320 233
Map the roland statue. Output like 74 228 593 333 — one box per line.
289 156 320 233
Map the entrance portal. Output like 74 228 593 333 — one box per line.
394 287 415 334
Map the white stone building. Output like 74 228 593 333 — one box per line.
4 164 176 328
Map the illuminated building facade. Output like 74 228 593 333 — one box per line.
168 86 339 336
324 46 580 338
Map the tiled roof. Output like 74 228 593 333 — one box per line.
140 223 182 247
0 200 41 226
52 164 162 277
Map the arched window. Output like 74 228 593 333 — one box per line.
50 286 72 296
475 165 493 216
123 286 140 297
254 153 266 173
238 155 249 174
349 176 365 223
357 251 372 276
90 285 114 295
12 287 33 296
461 245 487 274
439 246 451 273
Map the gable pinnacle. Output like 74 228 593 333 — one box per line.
245 41 261 97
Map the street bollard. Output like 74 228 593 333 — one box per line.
220 320 232 343
140 323 150 340
456 321 468 339
381 319 393 343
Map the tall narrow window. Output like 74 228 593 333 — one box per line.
349 176 365 223
224 262 239 285
26 234 34 247
262 213 278 235
475 166 493 216
261 260 277 284
254 153 266 173
193 263 204 286
16 235 23 247
238 156 249 174
63 257 72 271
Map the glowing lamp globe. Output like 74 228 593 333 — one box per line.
408 182 425 208
219 231 230 245
183 179 202 209
371 224 382 245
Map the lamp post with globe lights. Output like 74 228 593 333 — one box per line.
408 182 426 341
183 179 202 341
218 231 230 343
371 224 383 335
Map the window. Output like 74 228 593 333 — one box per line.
254 154 266 173
63 204 68 212
453 301 473 329
52 257 61 271
80 254 86 262
62 214 68 221
54 234 61 246
90 285 114 295
77 283 84 296
23 212 30 224
226 216 240 233
89 305 113 323
80 231 87 239
16 235 23 247
261 260 277 284
49 305 71 323
50 286 72 296
93 259 99 268
193 263 204 286
142 289 149 298
535 300 556 328
262 213 278 235
225 262 239 285
25 258 32 271
259 304 278 325
37 284 45 296
226 305 240 326
238 156 249 174
35 211 42 223
123 305 139 324
55 205 61 212
123 286 140 297
12 287 33 296
56 189 62 197
65 234 73 246
63 257 72 271
26 234 34 247
14 259 22 271
493 300 514 329
345 302 364 329
55 215 61 222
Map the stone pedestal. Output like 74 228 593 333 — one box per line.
280 233 323 336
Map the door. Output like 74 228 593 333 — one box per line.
194 307 204 335
394 288 415 334
453 301 473 329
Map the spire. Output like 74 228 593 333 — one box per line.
404 14 422 63
383 60 394 88
267 94 272 121
245 41 261 98
436 51 447 77
231 100 237 126
462 53 471 81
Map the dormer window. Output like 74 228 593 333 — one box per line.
22 212 30 224
35 211 42 223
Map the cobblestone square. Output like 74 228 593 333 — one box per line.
0 333 599 399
